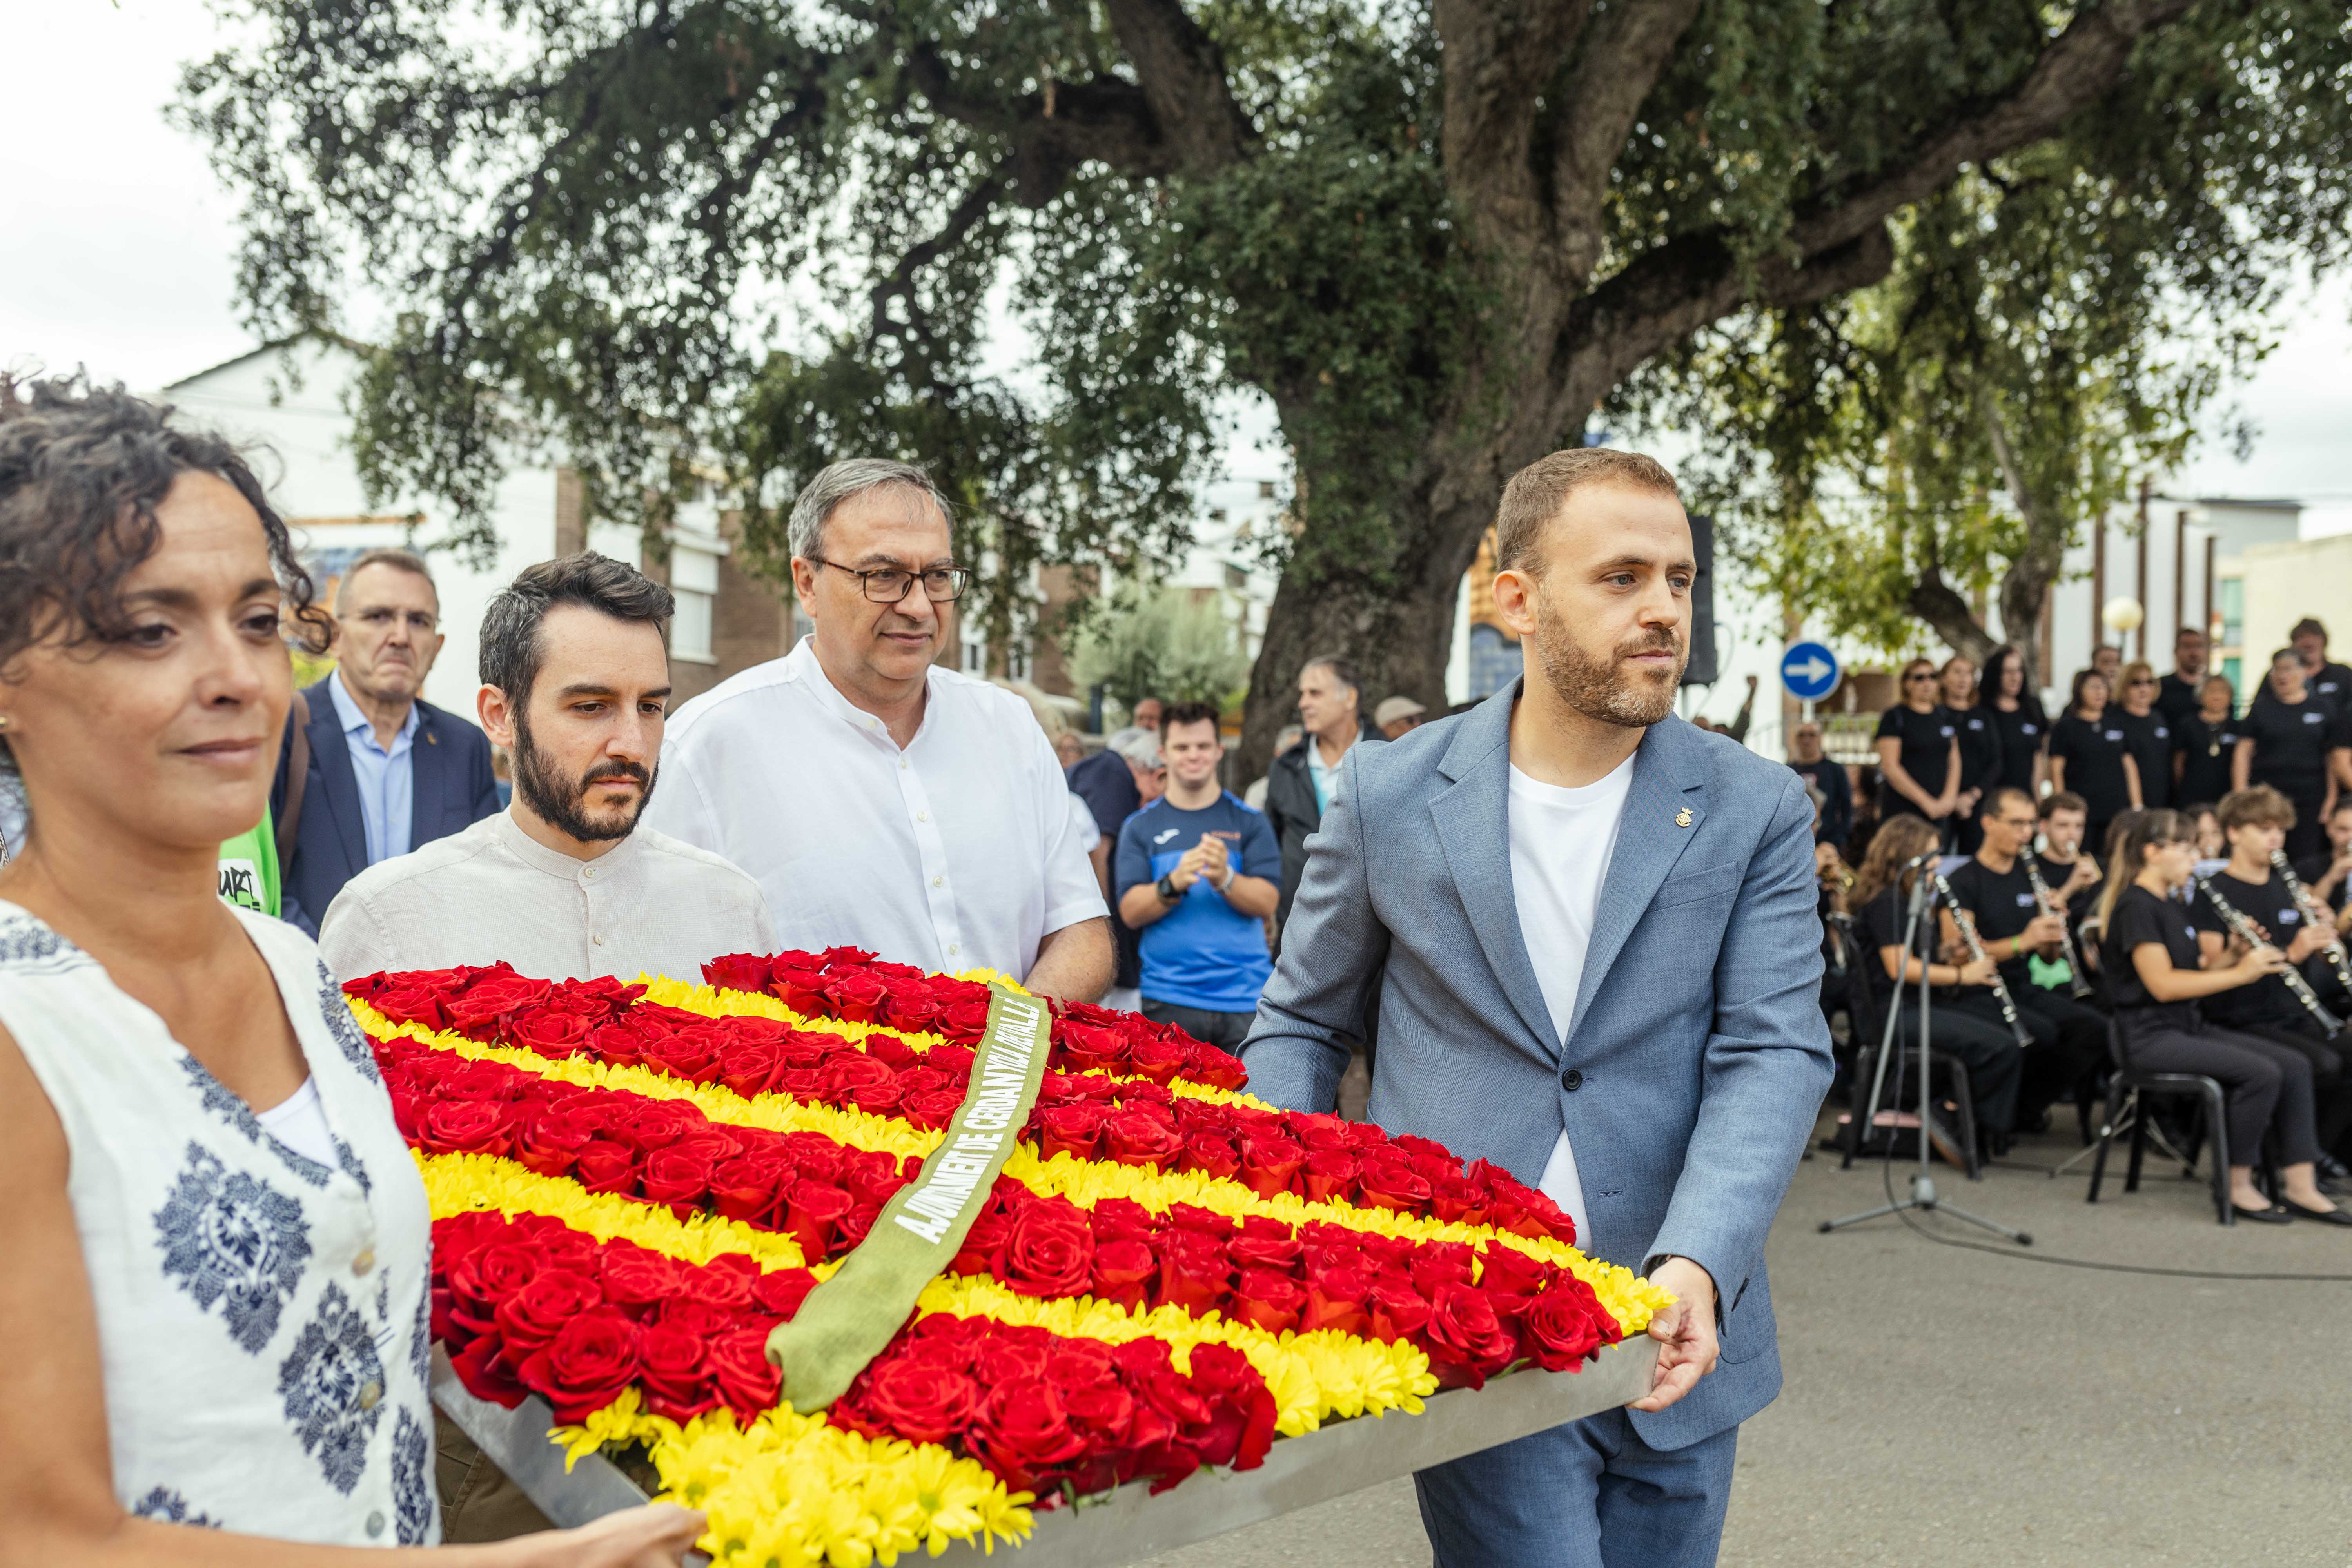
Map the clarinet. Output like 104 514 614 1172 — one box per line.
2272 849 2352 996
1930 870 2033 1049
2196 872 2343 1036
2023 852 2096 1001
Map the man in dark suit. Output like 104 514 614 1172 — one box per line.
277 548 499 932
1261 654 1384 933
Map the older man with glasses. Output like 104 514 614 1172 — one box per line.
279 548 501 932
644 459 1112 999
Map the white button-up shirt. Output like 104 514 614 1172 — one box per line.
315 810 777 983
642 639 1106 979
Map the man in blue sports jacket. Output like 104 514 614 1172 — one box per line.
1241 448 1832 1567
1114 701 1281 1049
276 549 501 933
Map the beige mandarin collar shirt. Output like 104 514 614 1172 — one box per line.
316 808 778 984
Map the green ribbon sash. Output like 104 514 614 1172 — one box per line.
764 982 1052 1413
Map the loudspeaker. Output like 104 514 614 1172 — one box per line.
1681 511 1718 687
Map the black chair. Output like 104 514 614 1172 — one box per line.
2084 968 2237 1225
1829 918 1984 1179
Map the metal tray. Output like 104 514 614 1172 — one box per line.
434 1336 1658 1564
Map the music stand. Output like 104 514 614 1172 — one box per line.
1820 852 2033 1244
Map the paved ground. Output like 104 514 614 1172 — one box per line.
1134 1112 2352 1568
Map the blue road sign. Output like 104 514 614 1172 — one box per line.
1780 641 1841 701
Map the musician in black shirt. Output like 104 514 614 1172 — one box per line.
2099 811 2345 1223
1940 655 2002 853
2173 675 2241 807
2049 670 2135 857
2035 791 2105 945
2234 648 2338 862
2114 661 2174 811
1849 815 2024 1156
1875 658 1960 833
1938 789 2106 1138
2188 788 2352 1165
2297 799 2352 917
2155 626 2212 728
1787 720 1853 847
1981 645 2048 798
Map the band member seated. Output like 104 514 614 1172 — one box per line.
1849 815 2023 1161
2036 790 2103 967
1938 788 2106 1139
2099 811 2351 1224
2188 787 2352 1171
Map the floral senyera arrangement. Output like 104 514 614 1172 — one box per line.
351 949 1670 1566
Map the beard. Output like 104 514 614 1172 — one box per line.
1532 593 1686 728
513 712 657 843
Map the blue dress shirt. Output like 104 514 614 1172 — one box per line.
327 672 418 865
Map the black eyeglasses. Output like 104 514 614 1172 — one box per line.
1905 672 1938 683
812 560 970 603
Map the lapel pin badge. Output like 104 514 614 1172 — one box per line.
1675 808 1693 828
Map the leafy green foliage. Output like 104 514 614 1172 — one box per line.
1067 586 1251 713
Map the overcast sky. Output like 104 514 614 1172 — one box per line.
8 0 2347 534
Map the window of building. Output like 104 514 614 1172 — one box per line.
670 545 719 664
1258 480 1276 500
2218 576 2243 647
2221 655 2241 702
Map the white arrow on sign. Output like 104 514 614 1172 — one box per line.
1784 654 1835 685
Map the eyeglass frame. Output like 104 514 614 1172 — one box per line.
809 559 971 604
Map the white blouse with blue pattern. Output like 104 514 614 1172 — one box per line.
0 900 437 1546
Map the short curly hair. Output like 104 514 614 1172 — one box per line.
0 376 327 671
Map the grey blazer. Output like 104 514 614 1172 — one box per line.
1240 682 1832 1451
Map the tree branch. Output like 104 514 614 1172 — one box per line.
1434 0 1593 245
870 160 1013 374
1547 0 1706 282
1098 0 1254 176
1790 0 2200 258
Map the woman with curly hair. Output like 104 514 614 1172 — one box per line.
0 379 703 1562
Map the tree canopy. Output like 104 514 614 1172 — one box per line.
180 0 2352 762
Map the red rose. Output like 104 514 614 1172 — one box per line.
1181 1131 1241 1181
599 1246 681 1319
493 1270 606 1364
449 1333 532 1408
878 978 943 1033
1419 1281 1521 1390
517 1310 642 1422
783 1180 853 1258
1238 1136 1305 1199
823 1052 893 1093
1428 1176 1488 1226
824 971 889 1022
1065 1382 1137 1445
1032 1103 1109 1163
1187 1046 1249 1091
657 1300 735 1341
369 985 446 1030
768 967 832 1017
1179 1342 1277 1471
1104 1108 1184 1169
1125 1036 1189 1084
680 1255 758 1312
1089 1237 1159 1311
1230 1267 1306 1333
968 1381 1089 1490
717 1037 786 1099
950 1206 1013 1277
1476 1243 1553 1298
1519 1280 1607 1370
1156 1231 1232 1315
1053 1022 1127 1073
507 1010 592 1057
1354 1155 1433 1213
637 1324 719 1423
445 1241 543 1339
708 1326 783 1420
1366 1281 1432 1342
846 1081 905 1118
936 995 992 1042
643 1024 729 1085
853 1356 981 1445
1299 1263 1372 1335
588 1021 651 1064
1301 1149 1359 1202
750 1269 818 1319
998 1202 1096 1299
1408 1243 1475 1297
904 1089 966 1130
710 1153 791 1226
573 1140 637 1194
417 1099 516 1158
1227 1225 1302 1274
445 973 553 1038
1089 1197 1157 1243
640 1145 717 1219
702 953 775 993
973 1330 1052 1387
514 1104 595 1178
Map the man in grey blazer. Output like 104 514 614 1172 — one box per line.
1242 448 1831 1566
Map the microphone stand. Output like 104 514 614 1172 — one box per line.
1822 851 2033 1244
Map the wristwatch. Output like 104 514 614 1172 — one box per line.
1156 873 1181 904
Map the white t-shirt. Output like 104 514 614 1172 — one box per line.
1067 793 1103 855
1507 753 1637 1243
